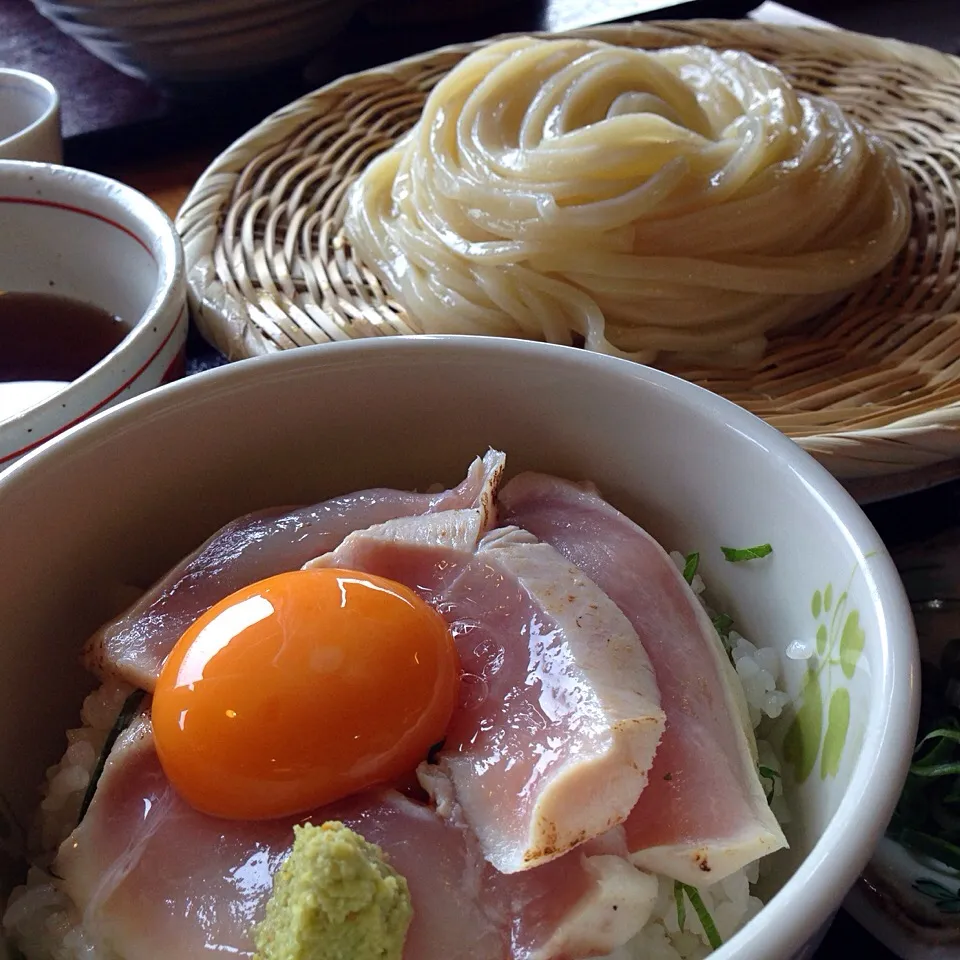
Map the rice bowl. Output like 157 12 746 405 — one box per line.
0 337 919 960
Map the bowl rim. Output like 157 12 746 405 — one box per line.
0 68 59 152
0 335 921 958
0 160 186 459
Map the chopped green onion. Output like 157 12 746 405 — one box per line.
711 612 736 659
678 883 723 949
758 765 781 804
78 689 145 824
721 544 773 562
682 552 700 584
712 613 733 640
673 880 686 930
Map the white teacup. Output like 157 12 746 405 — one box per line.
0 69 61 163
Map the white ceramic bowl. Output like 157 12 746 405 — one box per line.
30 0 361 86
0 160 187 468
0 337 919 959
0 69 61 163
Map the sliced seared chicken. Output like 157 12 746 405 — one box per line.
85 450 504 691
55 716 657 960
310 517 665 874
500 472 788 885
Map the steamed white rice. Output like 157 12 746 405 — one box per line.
3 681 134 960
2 554 790 960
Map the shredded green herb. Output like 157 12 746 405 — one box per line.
712 612 734 641
910 761 960 778
427 739 446 765
758 765 781 805
709 611 736 660
78 689 146 825
721 544 773 562
887 638 960 871
682 552 700 584
678 544 736 657
663 772 673 781
673 880 686 930
676 883 723 949
900 829 960 871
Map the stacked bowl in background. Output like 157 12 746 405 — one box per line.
30 0 363 86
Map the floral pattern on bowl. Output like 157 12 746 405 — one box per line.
781 574 867 786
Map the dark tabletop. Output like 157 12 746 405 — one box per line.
4 0 960 956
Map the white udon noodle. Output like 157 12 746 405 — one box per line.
343 36 912 363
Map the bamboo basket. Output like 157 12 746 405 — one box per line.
176 19 960 483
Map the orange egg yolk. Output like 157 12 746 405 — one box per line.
152 568 460 820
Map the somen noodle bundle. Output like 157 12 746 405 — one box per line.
344 36 912 363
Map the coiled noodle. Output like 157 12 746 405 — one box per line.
344 37 911 363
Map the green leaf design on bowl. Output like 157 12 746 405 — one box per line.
784 569 864 784
784 668 823 782
822 687 851 779
816 623 828 656
840 610 865 680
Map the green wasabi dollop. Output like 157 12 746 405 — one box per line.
253 821 412 960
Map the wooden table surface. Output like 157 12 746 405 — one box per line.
110 149 210 222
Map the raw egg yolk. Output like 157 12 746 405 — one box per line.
152 568 460 820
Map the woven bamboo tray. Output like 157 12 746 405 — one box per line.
176 19 960 483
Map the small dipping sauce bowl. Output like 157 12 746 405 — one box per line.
0 160 188 468
0 69 61 162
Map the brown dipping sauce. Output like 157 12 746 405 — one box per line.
0 291 129 383
0 291 131 421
